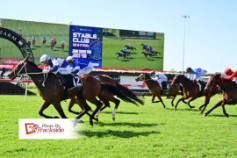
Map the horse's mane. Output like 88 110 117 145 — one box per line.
27 60 42 72
175 74 196 84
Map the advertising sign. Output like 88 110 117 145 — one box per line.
69 25 103 68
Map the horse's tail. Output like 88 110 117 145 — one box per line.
100 84 138 106
116 83 144 105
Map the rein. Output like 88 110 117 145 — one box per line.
13 61 48 86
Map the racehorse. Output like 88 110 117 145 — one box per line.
141 51 152 58
60 41 65 51
32 39 36 47
116 51 127 59
68 74 144 121
7 57 107 126
203 74 237 117
135 73 166 108
170 74 219 111
42 38 46 46
124 45 136 51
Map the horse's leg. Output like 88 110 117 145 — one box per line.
171 95 176 106
112 98 120 121
174 96 186 111
222 103 229 117
89 99 103 126
52 102 67 118
203 100 223 116
152 95 160 103
68 98 80 115
158 96 166 108
39 101 58 118
95 99 109 120
222 99 235 117
187 97 196 109
200 96 210 113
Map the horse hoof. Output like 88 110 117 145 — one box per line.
90 120 94 126
78 119 84 123
54 116 59 118
174 109 177 111
94 118 99 122
225 114 229 118
95 114 98 119
190 106 195 108
112 117 115 121
203 114 207 117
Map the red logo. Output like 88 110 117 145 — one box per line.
25 123 38 134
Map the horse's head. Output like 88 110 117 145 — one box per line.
135 73 145 82
204 74 222 91
170 74 181 88
8 57 38 80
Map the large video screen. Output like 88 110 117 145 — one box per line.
0 19 164 70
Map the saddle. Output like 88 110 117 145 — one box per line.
197 80 206 96
56 74 82 99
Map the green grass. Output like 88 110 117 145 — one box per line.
0 19 164 70
0 92 236 158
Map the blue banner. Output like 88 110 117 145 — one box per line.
69 25 103 68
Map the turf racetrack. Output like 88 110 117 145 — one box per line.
0 92 236 157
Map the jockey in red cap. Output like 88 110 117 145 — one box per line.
222 68 237 81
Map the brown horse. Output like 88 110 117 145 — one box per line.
8 57 103 126
170 74 219 111
68 74 144 121
135 73 166 108
204 74 237 117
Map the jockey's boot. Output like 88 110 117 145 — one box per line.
56 72 67 86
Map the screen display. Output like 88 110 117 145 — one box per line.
0 19 164 70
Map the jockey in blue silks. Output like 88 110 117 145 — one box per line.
66 56 94 75
40 54 71 85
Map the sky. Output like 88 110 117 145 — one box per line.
0 0 237 73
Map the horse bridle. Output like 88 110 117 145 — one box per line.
12 60 48 86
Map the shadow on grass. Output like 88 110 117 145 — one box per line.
96 122 163 127
80 130 160 138
208 114 237 118
102 111 139 115
165 107 199 112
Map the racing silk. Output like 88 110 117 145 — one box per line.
188 68 203 81
70 60 90 74
222 71 237 80
153 72 168 84
48 58 70 74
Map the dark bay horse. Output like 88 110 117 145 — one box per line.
8 57 103 126
125 45 136 51
171 74 219 111
68 74 144 121
204 74 237 117
135 73 166 108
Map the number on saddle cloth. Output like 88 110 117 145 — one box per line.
73 75 82 87
62 75 82 89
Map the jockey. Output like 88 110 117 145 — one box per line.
186 67 204 81
40 54 71 86
222 68 237 83
32 35 36 41
66 56 94 74
186 67 205 94
150 71 168 90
